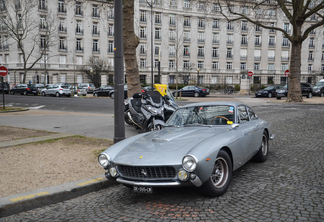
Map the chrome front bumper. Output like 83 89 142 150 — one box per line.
116 178 181 187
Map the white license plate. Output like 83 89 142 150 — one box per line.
133 186 153 194
32 91 36 93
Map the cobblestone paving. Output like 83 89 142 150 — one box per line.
1 104 324 222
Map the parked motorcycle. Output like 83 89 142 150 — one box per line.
126 91 165 132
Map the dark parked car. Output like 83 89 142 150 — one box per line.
276 82 314 99
255 85 281 98
10 84 38 95
313 79 324 97
93 85 114 97
109 85 127 99
173 86 209 97
0 82 9 94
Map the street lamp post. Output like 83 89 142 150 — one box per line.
197 68 200 86
146 0 153 90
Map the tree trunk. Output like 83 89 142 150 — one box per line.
123 0 141 98
287 40 303 102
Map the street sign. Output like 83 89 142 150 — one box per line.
248 71 253 77
285 69 289 77
0 66 8 77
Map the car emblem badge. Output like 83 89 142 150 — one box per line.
139 155 143 159
141 169 147 177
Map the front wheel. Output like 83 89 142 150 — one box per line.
56 92 60 97
194 92 199 97
321 92 324 97
42 92 46 96
110 92 114 99
94 93 98 97
268 93 272 98
23 90 27 95
200 150 232 197
124 109 133 125
307 92 313 98
10 91 14 95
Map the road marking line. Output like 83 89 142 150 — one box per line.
77 178 104 186
10 192 50 202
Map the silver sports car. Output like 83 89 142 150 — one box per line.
98 102 274 197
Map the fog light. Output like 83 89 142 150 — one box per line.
109 167 117 177
178 170 188 181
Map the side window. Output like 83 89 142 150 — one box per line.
182 86 189 90
237 105 249 123
247 106 258 120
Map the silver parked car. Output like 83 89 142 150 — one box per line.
72 86 87 96
41 84 71 97
78 83 95 93
98 101 274 197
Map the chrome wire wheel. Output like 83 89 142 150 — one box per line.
211 157 229 188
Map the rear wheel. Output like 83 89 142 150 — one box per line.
10 91 14 95
194 92 199 97
321 92 324 97
94 93 98 97
42 92 46 96
268 93 272 98
110 92 114 99
124 109 133 125
307 92 313 98
23 90 27 95
253 131 269 162
200 150 232 197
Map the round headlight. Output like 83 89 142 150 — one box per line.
182 155 197 172
98 153 110 168
178 170 188 181
109 167 117 177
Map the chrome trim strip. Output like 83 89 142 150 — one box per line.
116 178 181 187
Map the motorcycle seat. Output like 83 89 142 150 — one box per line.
131 98 142 113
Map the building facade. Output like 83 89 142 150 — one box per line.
1 0 324 88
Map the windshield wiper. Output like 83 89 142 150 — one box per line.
184 123 212 127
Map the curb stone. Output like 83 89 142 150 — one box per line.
0 174 117 218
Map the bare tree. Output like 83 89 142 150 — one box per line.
217 0 324 102
82 56 109 88
0 0 57 84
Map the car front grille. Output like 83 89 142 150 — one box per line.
118 165 176 180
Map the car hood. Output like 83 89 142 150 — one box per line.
111 127 229 166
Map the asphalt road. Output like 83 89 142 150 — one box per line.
1 104 323 221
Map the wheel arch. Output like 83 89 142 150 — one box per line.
219 146 233 170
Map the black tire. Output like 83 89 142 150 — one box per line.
94 93 98 97
307 92 312 98
194 92 199 97
124 110 134 125
276 97 281 100
268 93 272 98
10 91 14 95
23 90 27 95
42 92 46 96
200 150 232 197
321 92 324 97
56 92 60 97
253 131 269 162
66 94 71 97
110 92 114 99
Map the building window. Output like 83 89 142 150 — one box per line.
93 39 99 52
268 77 274 84
170 0 176 6
268 50 275 60
268 63 274 70
92 22 99 35
183 45 190 56
76 20 83 34
108 24 113 36
213 3 220 12
184 16 190 27
155 28 161 40
184 31 190 42
212 33 220 44
198 32 205 43
255 25 262 32
169 14 175 25
59 37 66 50
198 18 205 28
169 60 175 68
281 63 288 71
140 26 146 38
58 0 66 13
227 34 234 45
92 4 99 17
255 35 261 46
283 22 290 33
226 62 233 70
108 41 114 53
140 10 146 22
183 60 190 69
241 35 248 45
226 48 233 58
198 46 204 57
254 63 260 70
140 59 146 68
39 0 46 10
183 0 190 8
213 19 219 29
197 61 204 69
308 51 314 61
169 45 175 56
212 47 219 58
139 43 146 54
212 62 219 70
227 21 234 30
107 7 114 19
242 6 248 14
269 36 275 46
308 64 313 71
282 37 290 47
155 45 160 55
254 49 261 60
155 12 161 24
169 29 176 41
40 35 46 48
240 49 247 59
240 62 247 70
241 21 248 31
76 38 82 51
75 2 82 15
309 38 315 48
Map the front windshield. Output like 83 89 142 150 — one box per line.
166 105 235 126
166 88 175 102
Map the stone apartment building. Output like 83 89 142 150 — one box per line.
1 0 323 88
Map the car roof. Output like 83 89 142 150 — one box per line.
182 101 245 108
